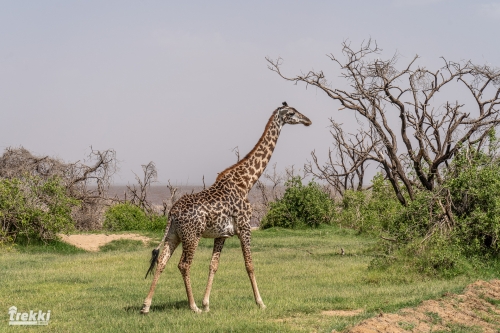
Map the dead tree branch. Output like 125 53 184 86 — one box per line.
0 146 117 229
126 162 157 214
267 39 500 207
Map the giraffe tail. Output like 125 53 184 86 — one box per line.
144 247 160 279
144 232 167 279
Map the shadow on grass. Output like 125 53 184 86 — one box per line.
100 239 145 252
124 300 189 313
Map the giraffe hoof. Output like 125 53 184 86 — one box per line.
258 303 267 310
202 301 210 312
140 306 150 314
191 306 202 314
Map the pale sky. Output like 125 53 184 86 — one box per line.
1 0 499 185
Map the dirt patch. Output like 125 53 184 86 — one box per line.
347 279 500 333
58 234 151 251
322 309 364 317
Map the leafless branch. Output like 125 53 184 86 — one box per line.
268 40 500 206
0 146 118 230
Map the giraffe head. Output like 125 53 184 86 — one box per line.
277 101 312 127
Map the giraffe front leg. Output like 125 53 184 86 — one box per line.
141 239 179 314
239 228 266 309
202 238 225 312
178 239 202 313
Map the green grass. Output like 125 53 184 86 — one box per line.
0 225 497 332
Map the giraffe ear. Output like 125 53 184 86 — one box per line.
282 101 288 107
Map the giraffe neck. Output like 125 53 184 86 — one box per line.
216 112 282 194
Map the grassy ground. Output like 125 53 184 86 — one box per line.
0 226 497 333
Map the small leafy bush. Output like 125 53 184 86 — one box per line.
261 177 334 229
103 203 165 231
0 175 78 244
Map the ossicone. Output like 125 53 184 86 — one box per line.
282 101 288 107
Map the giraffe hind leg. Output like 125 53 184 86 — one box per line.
202 237 225 312
178 237 202 313
140 237 180 314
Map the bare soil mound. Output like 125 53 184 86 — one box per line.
347 279 500 333
58 234 151 251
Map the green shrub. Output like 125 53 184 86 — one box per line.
336 189 367 229
337 174 401 233
0 175 78 244
389 189 436 243
389 148 500 258
406 234 470 278
445 149 500 256
367 145 500 276
261 177 334 229
103 202 165 231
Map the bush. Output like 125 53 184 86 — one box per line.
333 142 500 276
103 203 166 231
445 149 500 256
390 148 500 256
389 189 436 243
0 175 78 244
261 177 334 229
409 234 470 278
363 145 500 276
337 174 401 233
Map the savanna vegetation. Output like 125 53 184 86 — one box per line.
2 40 500 332
266 40 500 278
2 226 499 333
0 148 167 245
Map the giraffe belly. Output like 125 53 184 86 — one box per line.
202 217 237 238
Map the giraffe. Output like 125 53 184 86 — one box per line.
140 102 312 314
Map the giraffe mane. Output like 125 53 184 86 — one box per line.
215 110 278 182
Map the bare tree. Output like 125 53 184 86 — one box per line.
125 161 158 214
232 146 241 162
68 148 117 229
0 146 117 230
284 164 307 182
263 162 285 201
161 179 180 216
304 120 373 196
267 40 500 213
252 163 288 225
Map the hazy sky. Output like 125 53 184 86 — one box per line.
1 0 499 185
